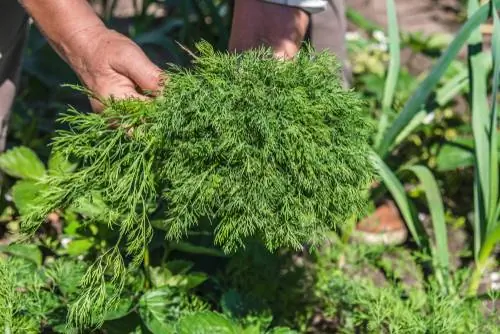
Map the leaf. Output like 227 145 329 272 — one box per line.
486 0 500 234
148 266 174 288
101 311 142 334
393 110 427 147
170 242 227 257
184 272 208 290
48 152 77 176
176 311 241 334
66 239 94 256
468 0 491 260
403 165 450 290
103 298 134 321
71 192 110 219
0 243 42 266
0 146 45 180
371 152 427 247
138 287 181 333
436 140 475 171
148 265 207 290
166 260 194 275
11 180 46 216
374 0 400 149
377 0 498 156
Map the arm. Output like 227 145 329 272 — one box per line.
229 0 310 58
19 0 161 111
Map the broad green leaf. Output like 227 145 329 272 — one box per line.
0 243 42 266
48 152 77 176
12 180 46 216
436 141 475 171
184 272 208 290
0 146 45 180
66 239 94 256
374 0 400 149
148 266 174 288
148 265 207 290
102 311 142 334
377 0 498 156
103 298 134 321
371 152 426 247
176 311 241 334
404 165 450 288
242 325 261 334
436 135 500 171
138 287 179 333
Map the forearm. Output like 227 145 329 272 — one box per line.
18 0 105 64
229 0 309 58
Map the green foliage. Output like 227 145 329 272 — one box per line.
0 256 86 333
317 272 498 333
24 44 372 255
0 146 46 180
16 44 372 326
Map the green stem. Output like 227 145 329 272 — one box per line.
144 248 151 289
468 225 500 295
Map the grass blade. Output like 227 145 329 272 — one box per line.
374 0 400 149
377 0 498 157
404 165 450 289
468 0 491 259
435 68 469 106
487 0 500 232
370 152 426 247
469 0 500 296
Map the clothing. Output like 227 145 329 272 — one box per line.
308 0 350 85
0 0 28 152
263 0 328 13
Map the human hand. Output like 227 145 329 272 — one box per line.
62 26 162 111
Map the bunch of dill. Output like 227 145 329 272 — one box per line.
21 42 372 325
24 42 372 256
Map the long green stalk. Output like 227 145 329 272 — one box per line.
468 0 500 295
374 0 400 149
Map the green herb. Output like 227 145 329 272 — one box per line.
20 42 372 325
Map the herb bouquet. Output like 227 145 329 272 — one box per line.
24 42 372 256
20 42 372 323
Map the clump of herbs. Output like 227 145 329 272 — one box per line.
20 42 372 325
24 42 372 254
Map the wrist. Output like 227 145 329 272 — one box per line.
56 24 108 67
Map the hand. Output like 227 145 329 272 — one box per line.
63 26 162 111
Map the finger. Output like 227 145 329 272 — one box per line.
112 47 162 96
